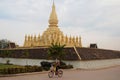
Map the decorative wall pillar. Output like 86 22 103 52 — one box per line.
79 36 82 47
75 36 79 46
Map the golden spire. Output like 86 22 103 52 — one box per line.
49 1 58 27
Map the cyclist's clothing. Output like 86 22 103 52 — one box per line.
56 65 60 72
50 59 60 73
55 60 60 72
50 63 56 71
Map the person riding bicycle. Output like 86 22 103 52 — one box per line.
50 59 60 74
50 62 56 72
48 59 63 78
55 59 60 75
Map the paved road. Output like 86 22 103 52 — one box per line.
0 66 120 80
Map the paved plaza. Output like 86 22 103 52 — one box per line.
0 66 120 80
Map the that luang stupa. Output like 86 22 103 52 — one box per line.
21 1 120 60
23 2 82 48
0 1 120 61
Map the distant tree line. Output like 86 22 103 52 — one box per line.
0 39 10 49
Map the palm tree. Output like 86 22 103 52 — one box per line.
48 43 65 60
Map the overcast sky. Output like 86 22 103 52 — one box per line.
0 0 120 51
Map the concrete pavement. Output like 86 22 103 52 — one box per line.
0 66 120 80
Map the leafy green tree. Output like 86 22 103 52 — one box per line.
48 43 65 60
0 39 10 49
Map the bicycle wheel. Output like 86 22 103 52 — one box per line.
48 71 54 78
58 69 63 78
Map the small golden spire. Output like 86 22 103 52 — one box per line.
49 0 58 27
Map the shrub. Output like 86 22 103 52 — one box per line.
6 60 10 65
0 65 42 74
41 61 51 67
25 65 42 72
67 64 73 69
32 66 42 72
40 61 73 70
40 61 51 71
60 61 66 66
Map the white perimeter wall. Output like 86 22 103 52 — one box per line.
0 58 120 69
65 59 120 69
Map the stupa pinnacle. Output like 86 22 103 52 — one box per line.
49 1 58 27
23 2 82 47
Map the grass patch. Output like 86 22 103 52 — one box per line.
0 63 24 69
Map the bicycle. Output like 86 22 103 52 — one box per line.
48 69 63 78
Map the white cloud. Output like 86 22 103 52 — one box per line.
0 0 120 50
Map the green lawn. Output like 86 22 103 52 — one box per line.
0 63 24 69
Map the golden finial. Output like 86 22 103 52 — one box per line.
49 0 58 27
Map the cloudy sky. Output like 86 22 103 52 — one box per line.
0 0 120 51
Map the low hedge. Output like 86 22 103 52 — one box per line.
0 61 73 74
25 65 42 72
0 66 42 74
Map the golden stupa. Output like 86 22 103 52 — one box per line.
23 2 82 47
